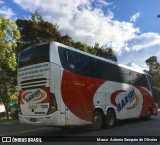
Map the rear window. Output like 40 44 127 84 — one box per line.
18 44 50 68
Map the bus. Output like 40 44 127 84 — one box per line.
17 41 158 130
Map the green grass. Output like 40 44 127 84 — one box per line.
0 116 13 121
0 116 18 121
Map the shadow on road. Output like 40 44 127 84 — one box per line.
115 117 156 128
34 117 157 136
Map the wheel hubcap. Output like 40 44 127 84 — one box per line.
108 115 113 125
94 116 100 124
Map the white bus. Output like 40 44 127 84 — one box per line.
17 41 157 130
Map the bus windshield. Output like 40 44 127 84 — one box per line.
18 43 50 68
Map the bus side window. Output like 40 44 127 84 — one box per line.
64 50 75 69
65 51 69 61
133 74 150 91
120 68 132 84
130 72 138 84
147 75 157 102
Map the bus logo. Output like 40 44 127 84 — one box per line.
26 89 41 103
22 89 47 104
111 89 139 112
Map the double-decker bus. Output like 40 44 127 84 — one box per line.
17 41 157 130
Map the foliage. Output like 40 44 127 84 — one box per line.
145 56 160 104
145 56 160 88
16 11 61 52
60 34 74 47
0 16 20 70
0 15 20 119
16 11 117 62
94 43 117 61
146 56 160 72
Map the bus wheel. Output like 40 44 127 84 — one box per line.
92 111 103 130
106 110 116 128
147 108 152 120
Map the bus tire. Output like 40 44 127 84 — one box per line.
92 110 103 130
146 108 152 120
106 110 116 128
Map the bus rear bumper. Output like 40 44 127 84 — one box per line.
19 111 61 126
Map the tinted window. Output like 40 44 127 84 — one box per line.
58 46 150 90
147 75 157 100
18 44 49 68
133 74 150 90
58 46 122 82
120 68 132 84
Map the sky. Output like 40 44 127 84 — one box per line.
1 0 160 71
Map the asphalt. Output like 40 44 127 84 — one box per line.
0 108 160 125
0 119 19 125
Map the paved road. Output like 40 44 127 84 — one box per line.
0 113 160 145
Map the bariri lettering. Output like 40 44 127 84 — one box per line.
25 89 41 103
21 88 48 104
111 89 140 112
117 89 135 112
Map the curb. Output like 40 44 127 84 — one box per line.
0 119 19 125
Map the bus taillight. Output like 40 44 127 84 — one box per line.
47 93 57 115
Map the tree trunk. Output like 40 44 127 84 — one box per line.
3 102 9 120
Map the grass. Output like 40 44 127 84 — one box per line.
0 116 18 121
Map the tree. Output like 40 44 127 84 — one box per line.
145 56 160 87
105 48 117 62
145 56 160 72
0 15 20 119
145 56 160 104
31 11 42 22
60 34 74 47
74 42 117 62
16 12 61 52
93 43 117 62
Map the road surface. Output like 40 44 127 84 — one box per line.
0 112 160 145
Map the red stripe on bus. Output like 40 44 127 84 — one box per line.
135 86 157 116
110 90 126 106
61 70 106 121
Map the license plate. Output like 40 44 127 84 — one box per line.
30 118 37 122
